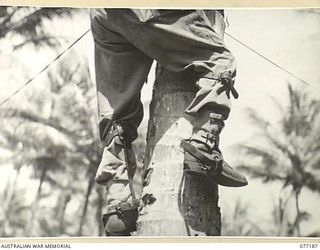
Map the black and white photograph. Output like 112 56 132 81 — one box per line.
0 4 319 239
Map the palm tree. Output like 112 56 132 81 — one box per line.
0 105 75 235
0 50 104 236
0 7 105 236
222 199 264 236
0 186 30 236
237 84 320 236
269 190 311 236
0 6 78 49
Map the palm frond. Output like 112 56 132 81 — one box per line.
1 107 79 140
237 144 281 169
237 165 286 182
0 7 76 46
246 107 271 130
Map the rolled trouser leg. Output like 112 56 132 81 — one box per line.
91 8 152 188
90 9 153 235
95 122 137 186
182 74 246 186
96 122 143 236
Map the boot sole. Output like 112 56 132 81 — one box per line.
181 140 248 187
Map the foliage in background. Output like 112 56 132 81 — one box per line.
222 199 264 236
236 84 320 236
0 50 104 236
0 6 319 237
0 6 78 49
0 6 106 236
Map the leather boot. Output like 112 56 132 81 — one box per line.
181 111 248 187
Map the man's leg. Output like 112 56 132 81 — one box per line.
97 9 247 187
102 9 235 81
90 9 153 235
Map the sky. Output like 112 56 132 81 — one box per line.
133 9 320 235
0 8 319 236
219 9 320 235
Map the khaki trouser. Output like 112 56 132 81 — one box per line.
90 10 238 222
90 9 236 143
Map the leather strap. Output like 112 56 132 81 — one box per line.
106 199 141 215
190 132 217 145
102 121 140 218
181 140 218 166
104 122 155 218
184 152 223 176
115 122 137 200
209 113 223 120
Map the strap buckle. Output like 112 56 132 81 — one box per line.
198 156 223 176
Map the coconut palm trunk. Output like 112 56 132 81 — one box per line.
236 84 320 237
0 166 22 236
136 66 221 236
78 169 95 236
295 189 302 236
58 193 71 235
25 167 47 236
95 187 104 236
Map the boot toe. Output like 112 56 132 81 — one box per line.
218 162 248 187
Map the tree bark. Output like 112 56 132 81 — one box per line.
295 189 301 236
25 167 47 236
58 192 71 235
78 169 95 236
95 186 104 236
0 166 21 236
137 66 221 236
